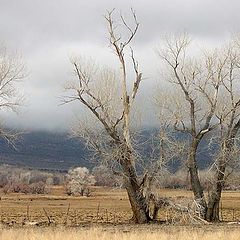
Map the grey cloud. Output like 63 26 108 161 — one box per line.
0 0 239 131
2 0 239 49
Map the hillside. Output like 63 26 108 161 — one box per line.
0 131 92 171
0 129 214 172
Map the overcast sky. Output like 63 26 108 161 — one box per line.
0 0 239 132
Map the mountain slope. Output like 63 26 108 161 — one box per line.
0 129 215 172
0 131 92 171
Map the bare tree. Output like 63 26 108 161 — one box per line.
157 34 225 220
66 167 96 196
157 34 240 221
63 9 151 223
0 45 25 144
204 41 240 221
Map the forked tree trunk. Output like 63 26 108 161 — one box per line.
206 133 237 222
120 147 151 223
125 181 151 223
206 156 227 221
188 141 207 219
206 174 224 222
206 194 221 222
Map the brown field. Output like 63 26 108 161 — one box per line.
1 187 240 239
1 186 240 226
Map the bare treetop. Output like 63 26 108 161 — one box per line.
0 46 25 112
0 45 26 145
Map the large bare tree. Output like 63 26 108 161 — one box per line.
157 34 240 221
205 41 240 221
63 10 151 223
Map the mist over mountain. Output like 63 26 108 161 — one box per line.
0 129 215 172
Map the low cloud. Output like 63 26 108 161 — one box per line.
0 0 238 131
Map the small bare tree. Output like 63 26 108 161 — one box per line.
0 45 25 144
66 167 95 196
63 9 151 223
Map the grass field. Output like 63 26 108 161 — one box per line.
1 225 240 240
1 187 240 239
1 186 240 225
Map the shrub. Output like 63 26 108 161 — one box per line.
65 167 96 196
29 181 46 194
2 181 47 194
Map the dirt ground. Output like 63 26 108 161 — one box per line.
0 187 240 226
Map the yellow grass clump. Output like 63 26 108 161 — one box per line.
0 227 240 240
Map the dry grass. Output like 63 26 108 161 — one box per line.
1 187 240 239
1 226 240 240
1 187 240 225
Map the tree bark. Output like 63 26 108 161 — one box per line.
206 152 227 221
206 194 221 222
206 131 238 221
206 171 224 222
125 181 151 223
120 147 151 223
188 140 207 218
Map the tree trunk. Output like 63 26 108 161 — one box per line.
206 156 227 222
206 177 223 222
188 141 207 219
206 134 236 222
120 147 151 223
206 196 220 222
152 205 159 220
125 182 151 223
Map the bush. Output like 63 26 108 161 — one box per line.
52 174 64 185
29 181 46 194
65 167 96 196
0 165 64 194
3 182 30 194
29 172 50 184
0 175 8 188
2 181 47 194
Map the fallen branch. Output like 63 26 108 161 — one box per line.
64 203 71 225
43 208 52 225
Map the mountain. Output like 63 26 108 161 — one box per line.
0 131 92 171
0 129 215 172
